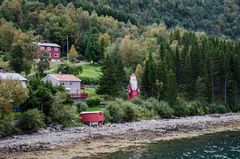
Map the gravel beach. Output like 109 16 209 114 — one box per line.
1 113 240 159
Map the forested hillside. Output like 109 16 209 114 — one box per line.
82 0 240 39
0 0 239 39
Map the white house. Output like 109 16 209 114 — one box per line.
0 73 27 88
43 73 82 97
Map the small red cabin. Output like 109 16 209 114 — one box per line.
80 111 104 124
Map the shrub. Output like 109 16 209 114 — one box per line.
86 97 101 107
103 109 111 123
187 101 206 116
138 107 156 119
141 100 155 110
208 103 228 114
76 102 88 113
139 100 157 119
57 63 82 76
50 104 78 127
18 109 45 131
154 101 174 118
107 102 124 123
122 101 139 122
146 97 160 105
49 92 78 127
0 119 19 138
173 99 189 117
131 98 144 106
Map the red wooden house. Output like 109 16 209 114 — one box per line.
34 42 61 61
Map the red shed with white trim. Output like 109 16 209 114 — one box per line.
80 111 104 124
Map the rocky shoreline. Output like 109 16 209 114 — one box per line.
1 113 240 159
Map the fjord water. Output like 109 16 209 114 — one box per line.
107 131 240 159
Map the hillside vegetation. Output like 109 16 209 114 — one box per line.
3 0 237 38
86 0 240 39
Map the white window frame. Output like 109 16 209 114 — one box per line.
47 47 51 51
54 47 59 51
40 47 45 50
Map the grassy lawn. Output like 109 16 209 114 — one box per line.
85 87 97 96
43 61 63 74
87 106 105 112
78 64 102 80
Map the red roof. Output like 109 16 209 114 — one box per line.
50 74 81 82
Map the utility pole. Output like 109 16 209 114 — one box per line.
67 35 69 62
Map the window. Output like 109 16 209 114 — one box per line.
70 82 72 85
47 47 51 51
54 47 59 51
40 47 45 50
54 53 59 57
60 82 65 86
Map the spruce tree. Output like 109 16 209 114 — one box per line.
97 55 118 97
142 53 156 97
85 28 103 63
115 58 127 92
195 76 208 101
165 69 177 105
37 52 50 77
9 43 24 73
183 51 194 98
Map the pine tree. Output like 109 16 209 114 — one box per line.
97 55 118 97
165 69 177 105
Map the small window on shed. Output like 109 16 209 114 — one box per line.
47 47 51 51
54 47 58 51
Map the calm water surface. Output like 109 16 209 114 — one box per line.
106 131 240 159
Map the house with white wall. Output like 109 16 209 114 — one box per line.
43 73 88 99
0 73 27 88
